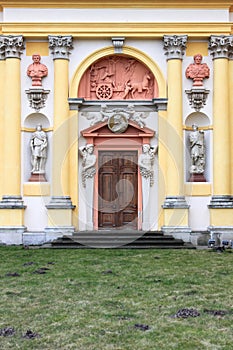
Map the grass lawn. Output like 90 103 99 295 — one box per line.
0 246 233 350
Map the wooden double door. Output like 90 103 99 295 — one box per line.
98 151 138 229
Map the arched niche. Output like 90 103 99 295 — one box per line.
24 112 50 129
22 113 51 183
184 112 212 183
185 111 210 127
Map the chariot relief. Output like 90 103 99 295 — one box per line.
78 55 157 100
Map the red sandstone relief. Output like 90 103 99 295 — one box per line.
78 55 158 100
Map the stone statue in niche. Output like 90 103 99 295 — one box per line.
29 124 48 182
27 54 48 86
79 144 97 187
189 124 206 182
138 144 158 187
78 55 156 100
185 54 210 87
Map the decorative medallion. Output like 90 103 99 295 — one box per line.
108 113 128 133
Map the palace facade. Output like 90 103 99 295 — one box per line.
0 0 233 246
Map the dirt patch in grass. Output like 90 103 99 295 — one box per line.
0 327 15 337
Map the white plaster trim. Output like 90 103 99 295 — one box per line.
3 8 229 23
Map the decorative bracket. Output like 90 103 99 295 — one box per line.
112 37 125 53
25 88 50 112
185 88 209 112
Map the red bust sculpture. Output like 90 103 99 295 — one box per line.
185 54 210 87
27 53 48 86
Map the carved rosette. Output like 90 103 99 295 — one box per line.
163 35 187 60
209 35 233 59
0 35 24 59
48 35 73 60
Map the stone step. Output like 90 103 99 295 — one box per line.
42 230 195 250
43 244 195 250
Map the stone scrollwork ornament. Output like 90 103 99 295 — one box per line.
48 35 73 60
0 35 25 59
163 35 187 60
82 104 148 129
25 88 50 112
79 144 97 188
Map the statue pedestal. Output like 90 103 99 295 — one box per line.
189 173 206 182
28 173 47 182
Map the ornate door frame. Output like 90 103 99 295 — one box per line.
81 112 155 231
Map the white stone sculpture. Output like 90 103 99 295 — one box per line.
30 124 48 174
79 144 97 230
189 124 205 175
138 144 157 187
79 144 97 188
83 104 148 129
138 143 158 230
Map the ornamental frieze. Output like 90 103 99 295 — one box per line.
82 105 149 129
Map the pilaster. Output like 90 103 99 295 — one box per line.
162 35 190 240
0 36 26 240
229 40 233 196
0 39 5 199
47 35 75 235
208 35 233 237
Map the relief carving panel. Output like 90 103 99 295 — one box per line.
78 55 158 100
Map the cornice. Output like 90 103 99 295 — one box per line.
0 1 232 9
0 22 232 38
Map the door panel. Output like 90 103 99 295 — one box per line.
98 151 138 229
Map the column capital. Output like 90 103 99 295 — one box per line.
228 36 233 60
48 35 73 60
0 35 24 59
163 35 187 60
209 35 233 59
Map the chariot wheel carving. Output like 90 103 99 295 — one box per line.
96 84 113 99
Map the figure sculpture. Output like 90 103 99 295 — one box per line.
189 124 206 181
27 54 48 86
185 54 210 87
79 144 97 187
30 124 48 174
138 144 157 187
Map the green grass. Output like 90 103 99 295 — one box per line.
0 247 233 350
